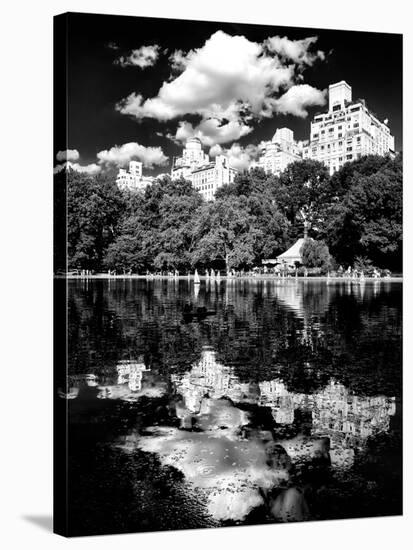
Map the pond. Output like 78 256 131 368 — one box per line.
61 278 402 536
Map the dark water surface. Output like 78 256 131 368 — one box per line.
63 278 402 536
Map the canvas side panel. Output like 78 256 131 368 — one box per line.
53 12 69 538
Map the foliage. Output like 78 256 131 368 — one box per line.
66 169 124 271
62 153 402 273
301 239 333 272
322 154 402 270
276 159 331 239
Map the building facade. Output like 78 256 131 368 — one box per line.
303 81 395 174
171 137 210 180
116 161 154 192
252 128 302 175
191 155 237 201
171 138 237 200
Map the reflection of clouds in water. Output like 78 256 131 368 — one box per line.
133 409 289 522
208 487 263 522
173 349 396 472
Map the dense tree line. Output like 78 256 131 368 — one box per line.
57 153 402 273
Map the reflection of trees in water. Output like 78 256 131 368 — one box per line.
68 278 401 397
68 279 204 375
66 279 401 529
214 280 401 397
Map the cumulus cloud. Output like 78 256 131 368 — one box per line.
56 149 80 162
107 41 120 51
170 119 253 147
209 143 259 171
265 36 325 66
115 44 160 68
53 161 101 175
272 84 326 117
117 31 297 121
116 30 327 147
97 142 168 169
169 49 189 72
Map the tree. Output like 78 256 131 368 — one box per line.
104 175 202 272
301 239 333 272
276 159 331 240
66 169 125 271
190 197 258 272
323 154 402 270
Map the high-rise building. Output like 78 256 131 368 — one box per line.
171 137 210 180
116 161 154 192
303 81 395 174
190 155 238 201
171 138 237 200
251 127 302 175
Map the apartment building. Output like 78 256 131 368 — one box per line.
303 81 395 174
116 160 154 192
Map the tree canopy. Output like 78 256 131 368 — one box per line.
61 153 402 273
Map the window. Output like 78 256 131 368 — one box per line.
338 133 342 138
333 104 341 112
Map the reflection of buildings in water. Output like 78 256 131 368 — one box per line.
61 360 165 401
58 374 99 398
116 360 149 392
259 378 396 466
124 350 396 523
173 350 396 458
97 360 166 401
172 348 258 413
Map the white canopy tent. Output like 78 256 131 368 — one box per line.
263 238 306 267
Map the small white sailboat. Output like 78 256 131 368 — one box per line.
216 270 221 283
194 269 201 284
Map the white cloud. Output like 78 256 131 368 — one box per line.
117 31 298 122
169 49 189 72
116 30 326 147
107 41 120 51
272 84 326 117
209 143 259 171
265 36 325 66
115 45 160 68
56 149 80 162
170 119 253 147
53 161 101 175
97 142 168 169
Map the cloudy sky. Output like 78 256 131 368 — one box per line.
54 12 402 175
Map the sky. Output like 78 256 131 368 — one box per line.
54 12 402 176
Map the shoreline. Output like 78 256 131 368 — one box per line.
57 274 403 283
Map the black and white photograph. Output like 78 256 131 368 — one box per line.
51 11 404 538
